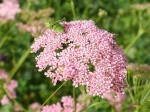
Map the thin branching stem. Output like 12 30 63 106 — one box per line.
0 36 9 48
0 25 14 48
87 102 105 109
124 30 144 53
39 81 67 110
124 18 145 54
9 48 31 79
126 71 135 103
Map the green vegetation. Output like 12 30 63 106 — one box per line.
0 0 150 111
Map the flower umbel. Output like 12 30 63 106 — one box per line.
41 95 88 112
31 20 127 97
0 0 21 22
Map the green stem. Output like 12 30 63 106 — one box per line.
0 23 14 48
70 0 76 20
124 28 145 54
128 89 135 103
126 71 135 103
9 48 31 79
73 86 76 112
39 81 67 110
87 101 106 109
0 36 9 48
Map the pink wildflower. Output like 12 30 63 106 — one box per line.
31 20 127 97
76 103 85 112
17 21 44 37
0 69 18 106
4 80 18 99
0 69 18 102
76 94 90 112
0 0 21 22
41 103 62 112
61 96 74 107
104 93 126 112
0 95 10 105
0 69 8 79
29 102 41 111
17 8 54 37
13 103 23 112
41 96 86 112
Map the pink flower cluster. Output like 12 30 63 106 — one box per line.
29 102 41 111
0 69 18 105
0 0 21 22
17 20 44 37
31 20 127 97
17 8 54 37
41 96 85 112
104 92 126 112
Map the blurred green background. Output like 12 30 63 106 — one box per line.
0 0 150 112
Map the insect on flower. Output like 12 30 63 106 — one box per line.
44 19 65 33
